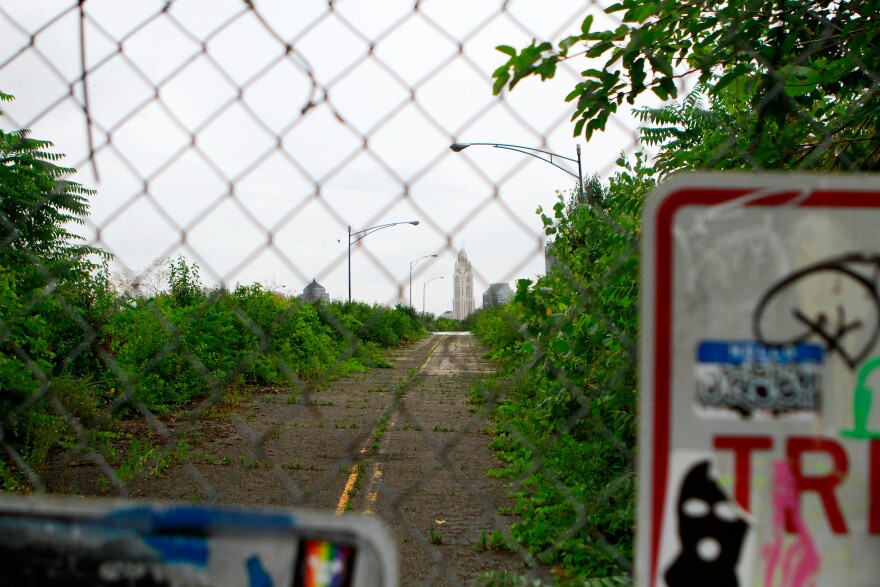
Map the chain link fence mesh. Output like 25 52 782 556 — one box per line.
2 0 830 583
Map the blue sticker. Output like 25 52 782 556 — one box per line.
697 340 824 365
695 340 823 416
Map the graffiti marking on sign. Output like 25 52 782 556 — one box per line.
695 341 823 417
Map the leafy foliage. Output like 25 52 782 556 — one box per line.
493 0 880 170
0 92 428 483
482 5 880 581
474 159 656 581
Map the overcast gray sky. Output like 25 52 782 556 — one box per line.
0 0 647 315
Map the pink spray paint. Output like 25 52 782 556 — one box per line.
762 460 820 587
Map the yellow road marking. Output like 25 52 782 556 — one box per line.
363 470 382 515
335 448 366 515
336 335 446 514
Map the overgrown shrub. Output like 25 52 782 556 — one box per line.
473 161 654 581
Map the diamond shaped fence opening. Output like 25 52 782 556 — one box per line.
2 0 876 585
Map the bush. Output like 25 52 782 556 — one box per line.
472 163 654 581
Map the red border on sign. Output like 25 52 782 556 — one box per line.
649 187 880 584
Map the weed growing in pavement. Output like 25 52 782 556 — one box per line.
429 526 443 545
346 461 367 499
475 529 489 551
433 425 454 433
285 392 298 404
477 570 552 586
282 461 320 471
89 429 125 463
190 452 217 464
117 438 171 483
372 419 388 440
175 436 190 461
271 425 281 439
491 530 512 551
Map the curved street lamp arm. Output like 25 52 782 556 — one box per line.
451 142 580 180
422 275 445 314
350 221 419 245
348 220 419 303
409 254 437 270
409 253 437 308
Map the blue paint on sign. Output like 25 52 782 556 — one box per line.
106 506 296 534
143 535 209 566
697 340 824 365
247 556 273 587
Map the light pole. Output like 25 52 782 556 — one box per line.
423 276 444 315
450 142 584 200
348 220 420 303
409 254 437 308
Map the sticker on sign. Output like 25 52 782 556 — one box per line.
638 173 880 586
0 495 396 586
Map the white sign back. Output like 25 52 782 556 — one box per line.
638 173 880 586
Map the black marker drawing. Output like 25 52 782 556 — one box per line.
665 461 749 587
753 253 880 369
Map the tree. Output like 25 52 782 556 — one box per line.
0 91 110 405
109 258 171 298
493 0 880 170
167 255 203 307
0 92 106 279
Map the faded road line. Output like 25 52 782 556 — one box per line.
335 448 366 514
335 334 447 515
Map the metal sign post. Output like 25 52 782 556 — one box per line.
638 173 880 586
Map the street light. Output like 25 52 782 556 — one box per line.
409 254 437 308
423 276 444 315
348 220 420 303
450 142 584 200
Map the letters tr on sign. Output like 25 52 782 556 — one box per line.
638 173 880 587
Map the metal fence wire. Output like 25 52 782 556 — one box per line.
7 0 642 583
6 0 872 584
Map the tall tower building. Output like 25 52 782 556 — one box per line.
452 248 475 320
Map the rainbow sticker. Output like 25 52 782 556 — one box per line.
295 539 353 587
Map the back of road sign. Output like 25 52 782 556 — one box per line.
0 495 396 586
638 173 880 587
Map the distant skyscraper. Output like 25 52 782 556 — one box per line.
301 279 330 303
482 283 513 308
452 249 475 320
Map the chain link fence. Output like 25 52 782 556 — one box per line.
8 0 857 584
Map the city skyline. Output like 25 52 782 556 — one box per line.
0 1 648 315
